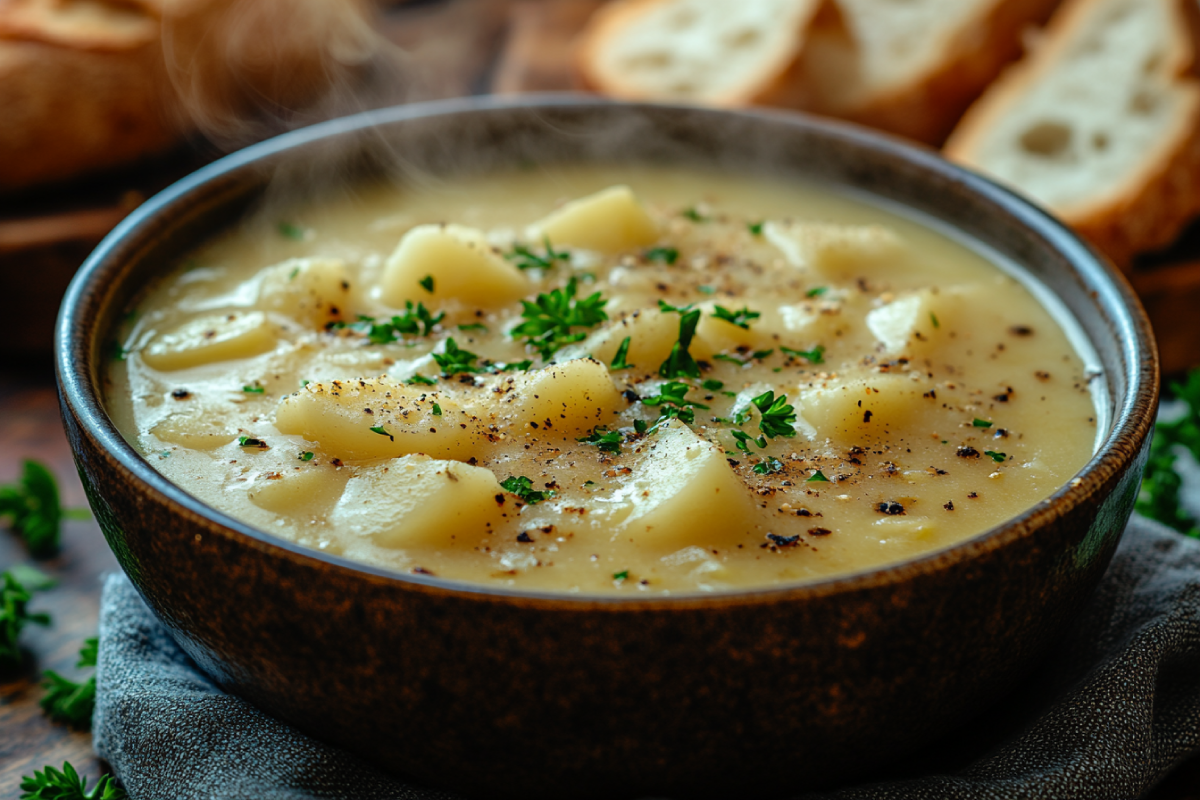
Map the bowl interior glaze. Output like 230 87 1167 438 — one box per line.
56 97 1158 797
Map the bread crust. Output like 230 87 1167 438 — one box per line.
574 0 827 108
945 0 1200 268
824 0 1063 145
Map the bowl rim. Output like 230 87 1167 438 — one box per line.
56 93 1159 607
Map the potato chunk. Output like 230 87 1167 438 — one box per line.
799 375 928 443
865 287 979 355
257 257 352 328
605 420 754 549
328 456 505 549
764 221 905 279
248 467 349 518
140 311 277 371
380 224 529 309
274 379 485 461
563 310 681 369
493 358 622 435
530 185 659 253
151 408 241 450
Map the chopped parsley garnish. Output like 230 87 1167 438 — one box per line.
781 345 825 364
288 266 300 281
19 762 125 800
242 383 265 394
419 275 435 293
109 341 127 362
657 300 701 379
973 418 993 428
753 458 784 475
40 638 97 729
806 286 827 298
641 381 710 426
433 338 482 375
613 570 630 581
237 436 267 449
751 390 798 439
729 429 767 454
748 221 764 235
361 302 445 343
681 207 707 222
645 246 679 264
984 451 1007 463
697 285 716 295
610 336 634 370
300 379 310 388
506 237 570 271
406 374 438 386
512 278 609 360
300 451 314 461
278 222 305 241
1 567 52 669
500 476 555 505
431 403 442 416
370 425 393 441
714 353 748 366
930 312 940 329
486 359 534 373
578 426 623 454
1 461 64 558
806 470 830 483
702 378 724 391
457 323 488 332
711 305 760 330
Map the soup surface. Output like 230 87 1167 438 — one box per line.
106 165 1099 594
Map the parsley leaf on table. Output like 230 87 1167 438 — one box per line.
20 762 125 800
0 460 64 558
1138 370 1200 536
1 567 53 670
40 637 98 729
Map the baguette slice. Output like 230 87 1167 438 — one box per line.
945 0 1200 268
574 0 830 108
798 0 1063 144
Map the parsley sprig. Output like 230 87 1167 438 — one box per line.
20 763 125 800
657 300 701 379
506 237 569 271
753 390 798 439
512 278 609 360
40 638 97 729
500 476 555 505
328 302 444 344
1 461 64 558
1 567 53 670
641 382 709 426
578 426 623 454
433 338 482 375
711 306 760 330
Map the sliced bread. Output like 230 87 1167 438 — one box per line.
945 0 1200 268
798 0 1063 144
574 0 830 108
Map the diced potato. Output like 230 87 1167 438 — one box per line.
799 375 929 443
328 456 506 549
380 224 529 309
605 420 755 549
530 185 659 253
764 221 905 279
563 309 682 368
873 516 936 543
140 311 277 371
248 467 349 518
865 287 977 355
151 409 240 449
257 257 352 328
493 358 622 435
274 378 486 461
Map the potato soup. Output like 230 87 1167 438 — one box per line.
105 166 1099 594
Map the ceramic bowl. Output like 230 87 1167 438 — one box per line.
56 96 1157 798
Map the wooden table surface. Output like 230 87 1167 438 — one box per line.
6 1 1200 796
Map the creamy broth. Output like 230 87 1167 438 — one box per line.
106 165 1099 593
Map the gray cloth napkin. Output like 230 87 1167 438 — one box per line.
94 515 1200 800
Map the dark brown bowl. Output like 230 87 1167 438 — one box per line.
56 96 1158 798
